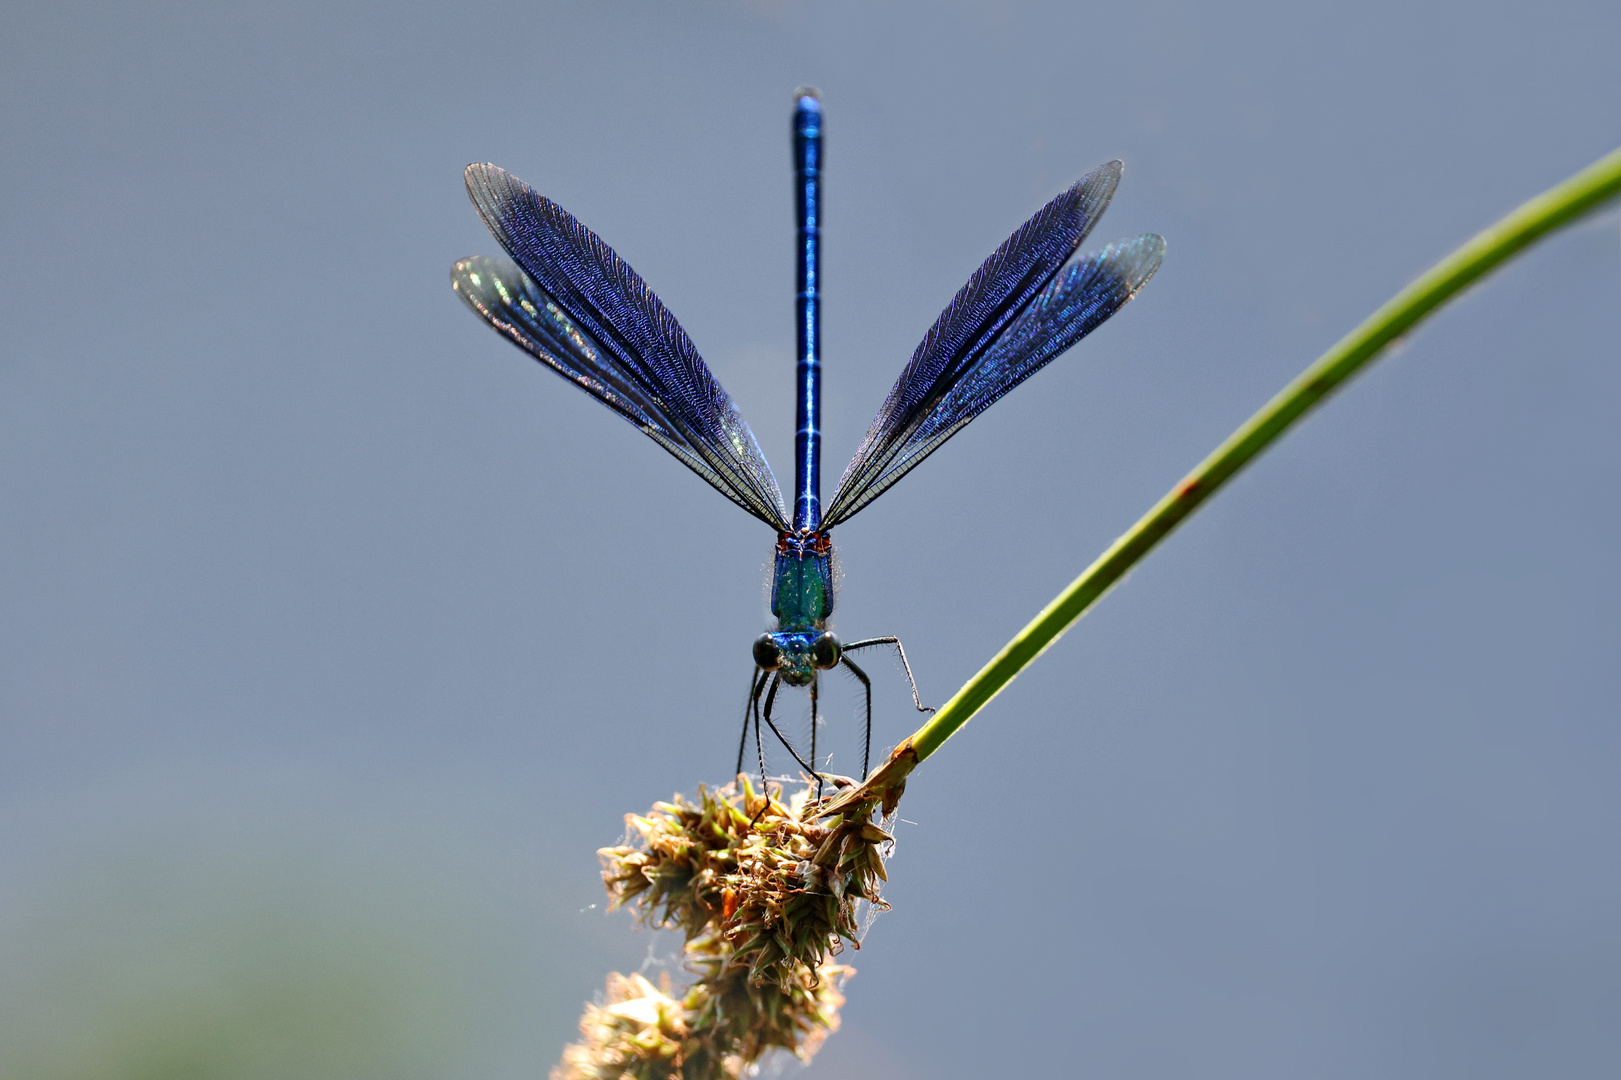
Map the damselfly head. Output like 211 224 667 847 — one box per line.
757 630 841 685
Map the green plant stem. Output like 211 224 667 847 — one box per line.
891 145 1621 769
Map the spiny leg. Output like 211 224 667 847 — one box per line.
760 674 819 783
756 674 776 790
737 668 766 778
841 654 874 779
810 674 821 801
843 636 934 713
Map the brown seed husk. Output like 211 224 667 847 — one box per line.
555 776 897 1080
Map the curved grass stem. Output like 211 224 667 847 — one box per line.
820 145 1621 811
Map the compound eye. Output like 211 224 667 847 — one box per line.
813 631 841 670
753 634 782 671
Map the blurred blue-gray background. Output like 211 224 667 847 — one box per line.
2 2 1618 1077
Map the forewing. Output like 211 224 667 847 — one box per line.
458 164 788 530
453 255 787 523
825 161 1122 525
823 233 1164 525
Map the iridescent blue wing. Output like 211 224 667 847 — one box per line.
455 164 789 531
823 161 1120 526
824 235 1164 523
823 163 1159 526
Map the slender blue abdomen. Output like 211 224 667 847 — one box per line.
792 89 823 533
768 93 835 687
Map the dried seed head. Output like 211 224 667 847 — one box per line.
552 972 688 1080
561 776 902 1079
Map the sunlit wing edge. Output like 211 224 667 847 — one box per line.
463 164 789 529
452 254 791 529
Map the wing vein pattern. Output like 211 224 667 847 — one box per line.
824 161 1163 525
455 164 788 529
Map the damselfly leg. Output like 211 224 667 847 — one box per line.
736 668 765 779
842 637 931 711
843 636 935 778
736 636 933 790
737 668 820 793
810 677 821 799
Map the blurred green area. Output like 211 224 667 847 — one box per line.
2 871 456 1080
0 773 635 1080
